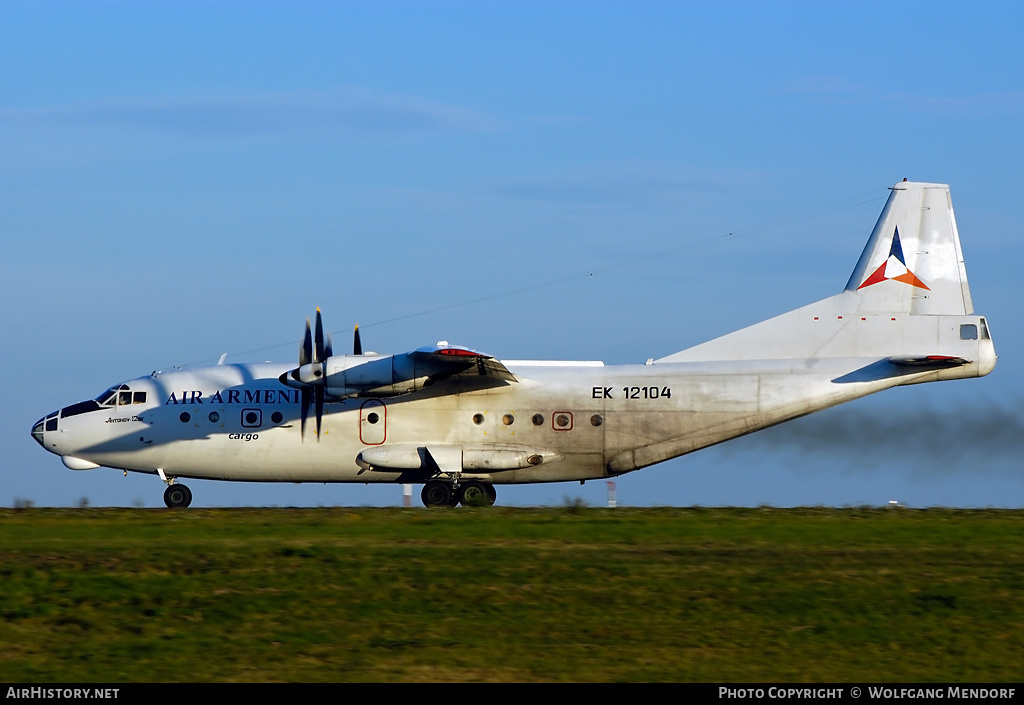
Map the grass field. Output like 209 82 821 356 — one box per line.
1 506 1022 682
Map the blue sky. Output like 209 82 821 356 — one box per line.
4 1 1022 508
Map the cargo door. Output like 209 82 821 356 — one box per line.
359 399 386 445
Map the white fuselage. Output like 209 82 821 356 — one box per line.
37 320 995 486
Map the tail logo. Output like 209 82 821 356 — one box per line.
857 227 930 291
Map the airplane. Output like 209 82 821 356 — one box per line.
31 181 996 508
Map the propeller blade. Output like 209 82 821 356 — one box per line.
301 318 312 367
314 308 325 364
325 333 334 359
314 386 324 441
300 388 311 440
353 325 362 356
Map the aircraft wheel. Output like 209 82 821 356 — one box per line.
459 481 496 508
421 480 455 508
163 484 193 509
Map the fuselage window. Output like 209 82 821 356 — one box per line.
553 412 573 430
960 324 978 341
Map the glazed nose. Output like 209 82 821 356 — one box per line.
31 412 58 447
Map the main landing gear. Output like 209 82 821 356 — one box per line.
421 479 496 508
163 483 193 509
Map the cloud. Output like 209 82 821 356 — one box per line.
774 76 1024 116
0 88 501 141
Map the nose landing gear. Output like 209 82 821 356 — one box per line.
163 483 193 509
158 469 192 508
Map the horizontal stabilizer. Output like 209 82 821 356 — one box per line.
888 355 971 367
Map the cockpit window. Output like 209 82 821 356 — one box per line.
96 384 145 406
95 388 119 406
61 400 102 418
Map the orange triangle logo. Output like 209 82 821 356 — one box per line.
857 227 930 291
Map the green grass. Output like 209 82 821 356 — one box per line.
1 507 1022 682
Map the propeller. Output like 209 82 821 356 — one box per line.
311 309 327 438
280 310 365 441
285 310 330 441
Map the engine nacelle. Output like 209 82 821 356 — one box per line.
322 353 430 398
280 343 502 400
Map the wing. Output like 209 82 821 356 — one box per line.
281 343 518 400
411 344 518 384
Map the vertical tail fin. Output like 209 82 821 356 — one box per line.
845 181 973 316
657 181 991 364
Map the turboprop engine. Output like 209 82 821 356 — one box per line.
319 350 450 398
279 310 516 439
